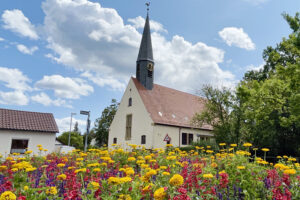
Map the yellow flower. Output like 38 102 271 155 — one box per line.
25 150 33 154
166 144 173 147
0 191 16 200
11 168 18 172
93 168 101 172
89 181 100 190
162 172 170 176
230 144 237 147
57 174 67 180
203 173 214 179
253 148 258 151
211 162 218 168
127 157 136 162
154 188 166 200
46 187 57 195
118 194 132 200
219 143 226 146
57 163 65 168
24 186 29 191
75 168 87 174
283 169 296 175
261 148 270 152
277 156 282 159
243 143 252 147
37 144 42 148
25 167 36 172
237 166 246 170
125 168 135 176
169 174 184 186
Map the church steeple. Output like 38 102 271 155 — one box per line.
136 4 154 90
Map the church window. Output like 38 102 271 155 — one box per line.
125 114 132 140
141 135 146 144
113 138 117 144
148 70 153 78
128 98 132 107
188 134 194 145
182 133 187 145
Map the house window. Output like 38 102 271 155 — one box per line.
125 114 132 140
128 98 132 107
11 139 28 154
188 134 194 145
113 138 117 144
182 133 187 145
141 135 146 144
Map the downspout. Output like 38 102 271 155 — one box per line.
179 127 181 148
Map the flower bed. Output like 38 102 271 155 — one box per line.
0 143 299 200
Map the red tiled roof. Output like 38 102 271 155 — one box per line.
0 108 59 133
132 78 213 130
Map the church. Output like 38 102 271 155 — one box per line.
108 11 213 149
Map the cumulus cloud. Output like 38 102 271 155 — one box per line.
128 16 167 33
246 63 265 71
31 92 71 107
0 91 29 105
41 0 235 92
55 117 87 134
2 9 39 40
219 27 255 50
35 75 94 99
0 66 31 91
0 37 4 41
16 44 38 55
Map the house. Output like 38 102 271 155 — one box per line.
0 108 59 156
108 11 213 149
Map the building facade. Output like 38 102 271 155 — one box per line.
0 108 58 156
108 11 213 149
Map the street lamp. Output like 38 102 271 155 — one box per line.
80 110 90 152
68 113 76 146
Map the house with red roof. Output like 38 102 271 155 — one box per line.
108 12 213 149
0 108 58 156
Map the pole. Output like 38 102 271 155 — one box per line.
84 112 90 152
68 113 76 146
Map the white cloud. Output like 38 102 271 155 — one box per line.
31 92 71 107
0 91 29 105
55 117 87 134
0 37 4 41
128 16 167 33
246 63 265 71
219 27 255 50
41 0 235 92
2 9 39 40
0 66 31 91
16 44 38 55
35 75 94 99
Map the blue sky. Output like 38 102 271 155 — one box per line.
0 0 299 134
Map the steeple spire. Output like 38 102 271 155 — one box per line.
136 2 154 90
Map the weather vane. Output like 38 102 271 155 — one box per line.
146 2 150 13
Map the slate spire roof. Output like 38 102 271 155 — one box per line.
0 108 59 133
137 13 153 62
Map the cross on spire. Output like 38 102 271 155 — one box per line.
146 2 150 13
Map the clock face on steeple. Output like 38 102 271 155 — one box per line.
147 63 154 71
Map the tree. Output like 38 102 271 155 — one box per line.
239 12 300 156
94 99 119 146
73 121 80 133
57 131 84 150
192 85 243 144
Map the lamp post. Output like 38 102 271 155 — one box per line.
68 112 76 146
80 110 90 152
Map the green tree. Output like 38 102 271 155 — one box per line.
94 99 119 146
73 121 80 133
57 131 84 150
239 12 300 156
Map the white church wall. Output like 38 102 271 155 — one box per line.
0 130 56 156
108 78 154 149
153 124 214 149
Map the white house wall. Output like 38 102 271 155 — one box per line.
108 78 154 149
153 124 213 149
0 130 56 156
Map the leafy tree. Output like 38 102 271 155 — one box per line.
239 12 300 156
57 131 84 150
83 129 96 147
94 99 119 146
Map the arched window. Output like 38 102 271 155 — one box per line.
141 135 146 144
128 97 132 107
113 138 117 144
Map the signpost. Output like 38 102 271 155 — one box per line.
163 134 171 142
